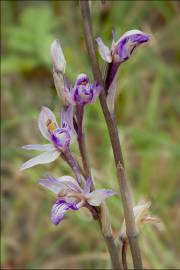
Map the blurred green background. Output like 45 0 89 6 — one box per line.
1 1 180 269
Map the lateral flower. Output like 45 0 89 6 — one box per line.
38 176 117 225
64 73 102 106
96 29 150 65
120 201 160 240
96 30 150 113
20 105 76 171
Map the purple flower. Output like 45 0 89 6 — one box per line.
64 73 102 106
51 39 102 106
96 29 150 113
96 29 150 64
38 176 117 225
20 105 76 171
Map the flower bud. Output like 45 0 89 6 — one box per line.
51 39 66 73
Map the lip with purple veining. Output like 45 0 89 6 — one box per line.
38 176 117 225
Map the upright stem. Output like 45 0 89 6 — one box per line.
63 149 83 186
76 105 91 178
79 1 142 269
76 105 121 269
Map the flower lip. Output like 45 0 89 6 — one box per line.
51 128 71 150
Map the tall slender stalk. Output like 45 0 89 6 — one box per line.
76 105 91 178
79 1 142 269
76 107 121 269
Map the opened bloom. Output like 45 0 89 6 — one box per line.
120 201 160 240
64 73 102 106
96 29 150 112
38 176 117 225
51 40 102 106
20 105 76 171
96 30 150 65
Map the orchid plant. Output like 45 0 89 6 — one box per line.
20 2 158 269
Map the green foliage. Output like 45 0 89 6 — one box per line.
2 5 59 73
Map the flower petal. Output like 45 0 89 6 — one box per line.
84 177 92 194
56 176 83 192
51 200 69 225
61 105 76 143
38 175 82 194
51 199 78 225
50 39 66 73
87 189 117 206
38 106 58 140
38 177 63 194
96 37 112 63
115 29 150 62
22 144 55 151
20 150 60 171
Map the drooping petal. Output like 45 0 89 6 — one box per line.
50 39 66 73
84 177 92 194
87 189 117 206
61 105 76 142
22 144 55 152
96 37 112 63
51 200 69 225
114 29 150 62
20 150 60 171
38 106 58 140
106 73 118 113
51 199 78 225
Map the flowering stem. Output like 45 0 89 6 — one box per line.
76 103 121 270
79 1 142 269
122 239 128 270
76 105 91 178
63 149 83 186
